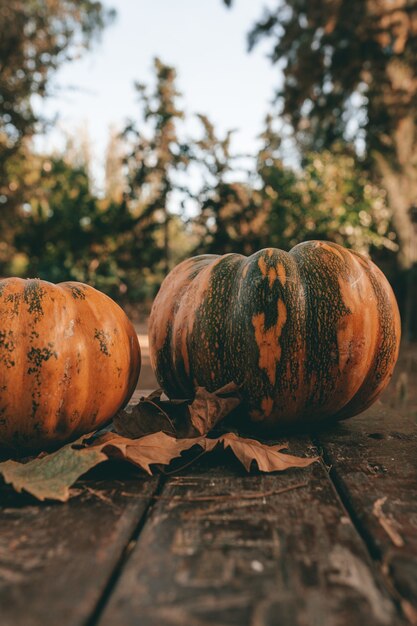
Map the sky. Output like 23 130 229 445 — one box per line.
35 0 279 189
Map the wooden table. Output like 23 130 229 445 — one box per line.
1 399 416 626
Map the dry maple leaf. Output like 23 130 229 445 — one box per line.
0 431 206 501
91 431 207 475
114 383 241 439
216 432 319 472
93 429 317 475
113 391 176 438
0 423 318 502
189 383 241 436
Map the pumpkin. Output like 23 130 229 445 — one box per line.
0 278 140 451
149 241 400 429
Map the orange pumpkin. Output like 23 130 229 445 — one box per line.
149 241 401 429
0 278 140 451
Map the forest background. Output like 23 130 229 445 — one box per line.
1 0 416 340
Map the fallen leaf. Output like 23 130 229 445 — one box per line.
0 431 204 501
99 430 317 476
0 420 318 501
92 431 207 475
189 384 241 435
372 496 404 547
113 391 176 438
146 388 166 401
217 432 319 472
115 384 241 439
0 437 107 502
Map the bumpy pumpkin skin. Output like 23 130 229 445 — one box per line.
149 241 400 429
0 278 140 451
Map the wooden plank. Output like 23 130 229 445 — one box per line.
0 463 159 626
315 401 417 623
98 446 405 626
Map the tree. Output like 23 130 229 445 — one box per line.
0 0 114 159
225 0 417 336
124 58 190 277
0 0 114 268
258 115 397 256
12 156 132 296
193 114 268 255
105 125 126 204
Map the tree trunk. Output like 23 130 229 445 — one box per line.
163 208 170 276
374 154 417 270
373 115 417 341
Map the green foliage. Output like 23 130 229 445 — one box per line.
124 58 191 281
191 110 395 258
258 115 397 255
5 57 397 303
0 6 403 306
13 156 134 299
246 1 417 156
1 56 197 304
0 0 114 273
0 0 114 156
260 150 396 255
193 115 268 255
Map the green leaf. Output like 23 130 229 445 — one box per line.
0 438 107 502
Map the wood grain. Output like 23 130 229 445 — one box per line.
98 446 405 626
0 464 159 626
316 402 417 623
1 396 414 626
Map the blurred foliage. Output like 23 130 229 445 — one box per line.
0 0 113 155
1 55 398 305
225 0 417 338
262 151 396 253
192 115 268 255
0 2 409 320
123 58 191 285
0 0 114 263
258 117 396 255
10 155 135 299
191 110 396 258
244 0 417 157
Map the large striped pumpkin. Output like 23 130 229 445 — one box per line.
149 241 400 429
0 278 140 451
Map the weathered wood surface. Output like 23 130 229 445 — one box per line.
315 402 417 624
0 464 159 626
0 399 416 626
98 446 405 626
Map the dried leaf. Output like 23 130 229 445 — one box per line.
113 391 176 438
0 411 318 502
146 388 166 401
0 437 107 502
91 431 206 475
372 496 404 547
189 384 241 436
217 432 319 472
115 383 241 439
103 429 317 475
